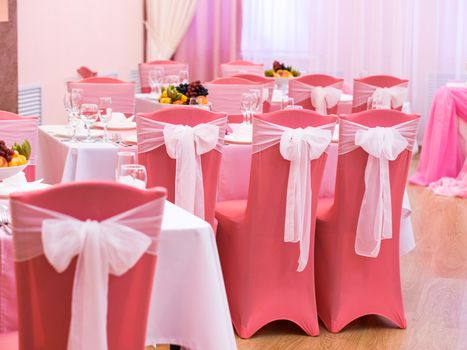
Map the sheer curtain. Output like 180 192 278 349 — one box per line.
241 0 467 140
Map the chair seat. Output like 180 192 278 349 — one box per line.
0 331 18 349
215 199 247 229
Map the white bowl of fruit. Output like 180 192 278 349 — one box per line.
0 140 31 180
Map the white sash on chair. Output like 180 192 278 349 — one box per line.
289 80 343 114
353 81 408 110
338 118 418 257
253 118 335 271
137 116 227 218
11 197 165 350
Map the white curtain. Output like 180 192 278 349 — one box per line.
146 0 198 60
241 0 467 141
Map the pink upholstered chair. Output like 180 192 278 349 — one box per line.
139 60 188 93
216 109 337 338
136 107 227 229
67 78 136 116
315 109 420 333
0 111 38 181
221 60 264 77
205 78 265 115
10 182 166 350
231 74 273 84
288 74 344 114
352 75 409 113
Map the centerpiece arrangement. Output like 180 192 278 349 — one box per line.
159 80 209 105
264 60 300 78
0 140 30 168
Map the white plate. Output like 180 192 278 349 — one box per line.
225 124 253 144
94 121 136 130
0 163 28 180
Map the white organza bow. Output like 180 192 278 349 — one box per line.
137 116 226 218
253 118 335 271
353 81 408 110
339 118 418 257
11 197 165 350
310 86 342 114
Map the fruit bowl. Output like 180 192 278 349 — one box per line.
0 163 28 180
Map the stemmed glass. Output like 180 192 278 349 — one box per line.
166 75 180 86
98 97 112 142
64 89 82 142
240 92 253 125
179 70 189 84
148 68 164 97
249 89 262 114
80 104 99 143
282 97 295 110
115 151 136 180
117 164 147 189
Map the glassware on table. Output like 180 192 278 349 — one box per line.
115 151 136 180
282 97 295 110
117 164 147 189
80 103 99 143
240 92 253 125
98 97 112 142
179 70 189 84
148 68 164 97
166 75 180 86
64 90 82 142
249 89 262 114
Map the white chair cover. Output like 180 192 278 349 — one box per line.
289 80 343 114
11 197 165 350
137 116 227 218
353 81 408 110
253 118 336 271
339 118 418 257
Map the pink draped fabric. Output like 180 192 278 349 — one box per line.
173 0 242 82
410 87 467 186
429 159 467 198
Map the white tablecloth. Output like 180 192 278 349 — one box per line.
0 200 237 350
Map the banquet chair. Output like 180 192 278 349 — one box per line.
10 182 166 350
215 109 337 338
139 60 188 93
0 111 39 181
204 78 265 115
67 78 136 116
288 74 344 114
352 75 409 113
136 107 227 229
221 60 264 77
232 74 272 83
314 109 420 333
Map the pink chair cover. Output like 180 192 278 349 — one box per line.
0 114 39 181
10 182 166 350
204 82 265 115
231 74 273 84
136 107 227 228
289 79 343 114
315 110 420 333
216 109 337 338
221 60 264 77
139 61 188 93
67 81 136 115
410 86 467 186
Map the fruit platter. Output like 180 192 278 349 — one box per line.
0 140 31 180
264 60 300 78
159 80 209 106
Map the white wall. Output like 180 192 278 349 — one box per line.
18 0 143 124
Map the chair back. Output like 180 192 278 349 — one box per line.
221 60 264 77
352 75 409 112
136 107 227 227
0 111 38 181
289 75 344 114
232 74 272 83
67 80 136 115
10 182 166 350
139 60 188 93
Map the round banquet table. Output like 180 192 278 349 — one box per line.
218 124 415 256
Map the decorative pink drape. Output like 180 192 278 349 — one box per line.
410 87 467 186
173 0 242 82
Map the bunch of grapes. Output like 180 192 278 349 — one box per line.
0 141 14 162
272 60 286 72
185 81 208 98
176 83 189 95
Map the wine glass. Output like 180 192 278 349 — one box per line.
117 164 147 189
166 75 180 86
249 89 262 114
115 151 135 180
148 68 164 97
282 97 295 110
179 70 189 84
80 104 99 143
64 91 80 142
240 92 253 125
70 88 83 116
98 97 112 142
